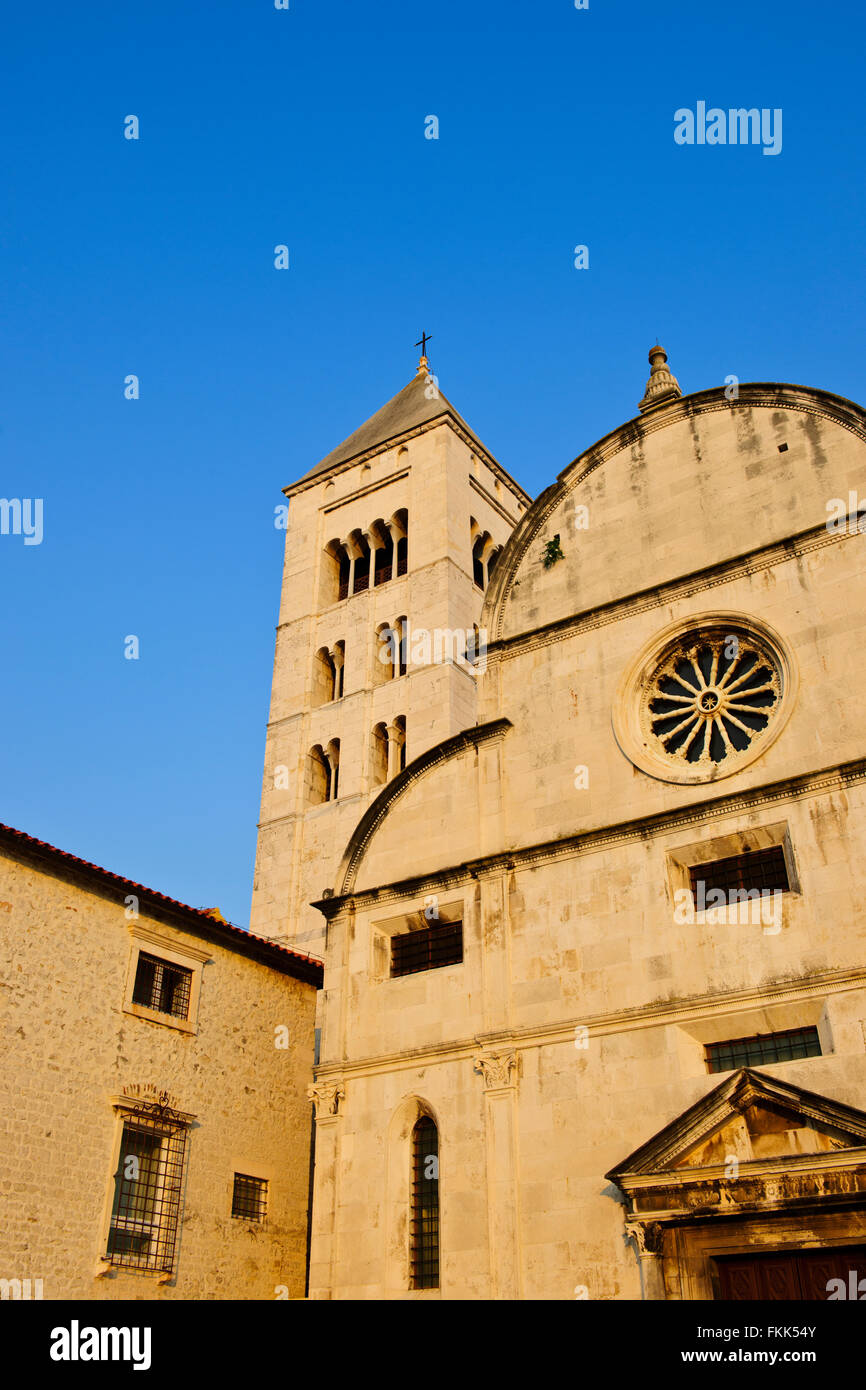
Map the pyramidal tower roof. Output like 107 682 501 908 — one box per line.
289 362 528 500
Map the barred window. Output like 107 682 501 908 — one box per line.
132 952 192 1020
106 1113 188 1273
410 1117 439 1290
689 846 790 901
231 1173 268 1222
391 922 463 978
706 1026 822 1074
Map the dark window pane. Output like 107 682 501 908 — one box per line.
391 923 463 978
411 1117 439 1289
706 1026 822 1074
689 846 790 900
132 952 192 1020
231 1173 268 1222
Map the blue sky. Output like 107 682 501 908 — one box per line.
1 0 862 925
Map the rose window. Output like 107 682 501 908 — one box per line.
642 631 781 768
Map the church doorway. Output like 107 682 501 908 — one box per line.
715 1246 866 1300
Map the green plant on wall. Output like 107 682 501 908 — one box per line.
542 535 564 568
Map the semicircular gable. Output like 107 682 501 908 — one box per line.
333 719 511 896
484 384 866 645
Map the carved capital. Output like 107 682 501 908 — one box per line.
474 1050 518 1090
626 1220 665 1257
308 1081 345 1117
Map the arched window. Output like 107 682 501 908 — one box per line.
333 641 345 699
372 520 394 587
472 534 486 589
312 647 336 706
394 617 408 678
326 739 340 800
394 715 407 773
306 745 330 806
394 509 409 576
352 533 371 594
370 723 389 787
487 546 501 584
410 1116 439 1289
374 624 395 686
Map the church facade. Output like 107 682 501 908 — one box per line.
255 348 866 1299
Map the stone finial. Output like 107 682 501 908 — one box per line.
416 355 429 375
638 344 681 413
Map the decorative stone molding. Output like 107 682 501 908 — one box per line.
473 1051 518 1090
308 1081 345 1117
486 383 866 643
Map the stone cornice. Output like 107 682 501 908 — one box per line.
320 467 409 514
468 473 521 526
311 964 866 1083
484 382 866 644
484 513 861 665
316 756 866 915
284 414 531 506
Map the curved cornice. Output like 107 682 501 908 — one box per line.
485 382 866 643
329 718 512 898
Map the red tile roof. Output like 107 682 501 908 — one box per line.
0 822 323 987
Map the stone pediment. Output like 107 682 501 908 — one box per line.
606 1070 866 1229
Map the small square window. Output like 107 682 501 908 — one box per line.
132 952 193 1020
231 1173 267 1222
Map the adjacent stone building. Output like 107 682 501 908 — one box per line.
265 349 866 1299
0 822 321 1300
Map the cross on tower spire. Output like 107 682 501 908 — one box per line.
415 331 432 373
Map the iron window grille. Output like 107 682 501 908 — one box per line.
231 1173 268 1222
410 1117 439 1289
706 1026 822 1074
132 951 193 1020
391 922 463 978
689 846 790 902
106 1110 188 1273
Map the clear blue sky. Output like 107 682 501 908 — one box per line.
1 0 862 925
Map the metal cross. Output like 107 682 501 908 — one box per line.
415 331 432 357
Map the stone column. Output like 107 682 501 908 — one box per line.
306 1080 346 1299
474 1051 521 1299
386 721 404 781
626 1220 667 1300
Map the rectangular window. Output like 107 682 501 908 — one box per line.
231 1173 268 1222
106 1114 188 1272
705 1026 822 1074
132 952 193 1020
689 846 790 901
391 921 463 978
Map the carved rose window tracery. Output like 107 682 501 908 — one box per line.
614 615 796 785
643 632 781 769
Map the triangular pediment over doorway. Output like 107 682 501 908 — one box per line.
608 1069 866 1181
606 1070 866 1227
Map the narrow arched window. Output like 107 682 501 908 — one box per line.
410 1116 439 1289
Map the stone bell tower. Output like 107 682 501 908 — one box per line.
250 350 531 957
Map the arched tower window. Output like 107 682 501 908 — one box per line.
306 745 330 806
333 640 346 699
352 532 371 594
472 534 486 589
312 647 336 706
410 1116 439 1290
326 739 340 801
372 520 394 586
374 624 395 686
394 617 408 678
394 715 407 773
393 508 409 576
370 723 389 787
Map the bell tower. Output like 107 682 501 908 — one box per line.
250 353 530 957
